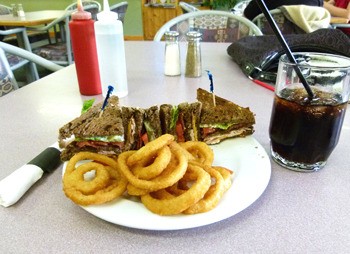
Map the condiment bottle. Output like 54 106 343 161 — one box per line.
94 0 128 98
69 0 102 95
164 31 180 76
185 31 202 78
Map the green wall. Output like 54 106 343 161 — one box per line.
1 0 143 36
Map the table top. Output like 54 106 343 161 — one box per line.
330 17 349 24
0 10 66 27
1 41 350 253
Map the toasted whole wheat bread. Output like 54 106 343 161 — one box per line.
197 88 255 125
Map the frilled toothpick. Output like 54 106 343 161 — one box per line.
99 85 114 117
206 70 216 107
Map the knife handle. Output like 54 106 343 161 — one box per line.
28 147 61 173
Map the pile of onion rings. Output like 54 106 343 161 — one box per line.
63 134 234 215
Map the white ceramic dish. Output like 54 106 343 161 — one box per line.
63 136 271 230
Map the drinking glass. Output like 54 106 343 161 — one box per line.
269 52 350 172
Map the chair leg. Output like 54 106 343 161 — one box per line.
20 29 39 82
47 24 52 44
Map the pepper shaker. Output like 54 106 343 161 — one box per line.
11 4 18 17
164 31 181 76
185 31 202 78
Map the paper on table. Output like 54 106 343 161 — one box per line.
0 165 43 207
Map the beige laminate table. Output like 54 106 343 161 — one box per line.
0 41 349 253
0 10 66 27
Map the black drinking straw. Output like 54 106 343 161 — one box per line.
254 0 314 99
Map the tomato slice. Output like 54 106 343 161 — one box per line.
136 131 143 149
76 140 124 149
141 132 149 145
202 127 216 138
176 121 185 142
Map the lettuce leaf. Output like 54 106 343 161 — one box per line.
200 122 236 130
170 106 179 129
144 121 155 141
81 99 95 114
76 135 124 142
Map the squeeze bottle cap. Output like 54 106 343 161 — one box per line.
71 0 92 20
97 0 118 21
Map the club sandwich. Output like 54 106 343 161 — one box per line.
197 88 255 144
59 96 124 161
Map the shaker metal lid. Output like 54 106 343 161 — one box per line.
186 31 202 38
165 31 180 37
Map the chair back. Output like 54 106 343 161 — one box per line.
231 0 251 15
29 10 74 66
0 4 11 15
179 2 199 14
2 42 62 69
0 26 39 82
110 1 128 24
0 47 18 97
30 1 101 66
154 10 262 42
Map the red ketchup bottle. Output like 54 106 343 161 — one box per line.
69 0 102 95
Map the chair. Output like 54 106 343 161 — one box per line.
0 27 36 75
154 10 262 42
0 42 63 96
110 1 128 24
29 1 101 66
231 0 251 15
0 4 40 83
179 2 199 14
0 5 30 71
28 11 74 66
0 47 18 97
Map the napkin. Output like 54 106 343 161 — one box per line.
0 145 61 207
0 165 44 207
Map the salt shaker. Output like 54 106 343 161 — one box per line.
17 4 25 18
185 31 202 78
164 31 181 76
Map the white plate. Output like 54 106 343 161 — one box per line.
63 136 271 230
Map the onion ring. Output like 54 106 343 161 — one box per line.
127 134 174 166
126 183 150 196
64 162 111 194
63 152 128 206
183 163 226 214
179 141 214 167
132 145 172 180
118 142 188 192
213 166 233 191
150 189 175 200
140 164 211 215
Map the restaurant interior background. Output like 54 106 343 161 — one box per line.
1 0 143 39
